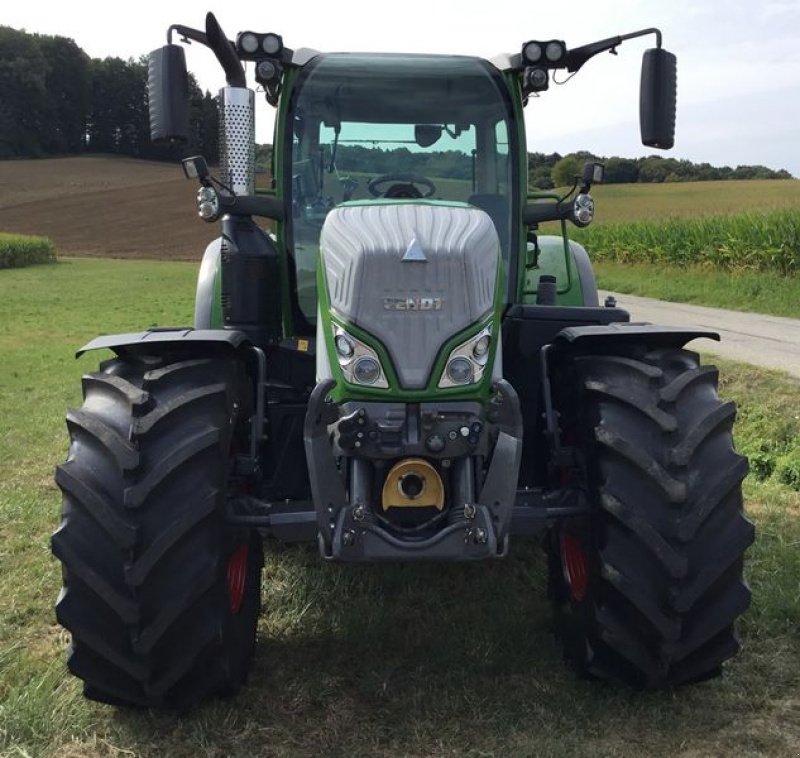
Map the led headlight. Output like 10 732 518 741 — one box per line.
438 323 493 389
522 41 543 64
524 67 549 92
446 357 473 385
256 60 279 82
333 327 389 388
353 357 381 385
573 193 595 227
335 333 355 358
238 33 259 54
196 186 219 222
473 334 491 359
545 40 566 63
262 33 283 55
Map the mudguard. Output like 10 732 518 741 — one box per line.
194 239 222 329
554 323 720 348
531 236 599 307
76 328 249 357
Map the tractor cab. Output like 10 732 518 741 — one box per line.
286 53 519 324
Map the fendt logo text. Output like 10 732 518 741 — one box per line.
383 297 444 311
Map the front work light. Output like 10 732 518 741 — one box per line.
239 33 259 54
524 67 549 92
545 40 567 63
522 40 567 68
573 193 595 227
262 33 283 55
522 41 543 64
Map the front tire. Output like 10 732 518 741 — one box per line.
549 347 754 687
52 352 263 708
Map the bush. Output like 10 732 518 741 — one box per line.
0 233 56 269
776 451 800 491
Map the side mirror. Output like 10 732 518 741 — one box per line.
640 48 677 149
182 155 210 182
147 45 189 144
415 124 443 148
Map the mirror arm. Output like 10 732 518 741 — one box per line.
219 194 285 221
564 27 662 73
205 12 246 88
523 202 573 226
165 18 246 88
167 25 208 47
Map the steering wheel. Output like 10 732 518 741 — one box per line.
368 173 436 198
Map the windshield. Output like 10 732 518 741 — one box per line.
286 53 517 324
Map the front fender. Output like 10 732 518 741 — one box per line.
554 323 720 349
194 239 223 329
76 328 249 358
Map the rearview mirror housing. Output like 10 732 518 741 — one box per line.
147 45 189 144
640 47 677 149
415 124 443 148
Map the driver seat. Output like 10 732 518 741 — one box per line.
384 183 424 199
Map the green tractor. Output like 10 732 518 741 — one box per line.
52 13 753 708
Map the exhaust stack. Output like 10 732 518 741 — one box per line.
219 87 255 196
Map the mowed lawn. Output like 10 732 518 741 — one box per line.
0 258 798 757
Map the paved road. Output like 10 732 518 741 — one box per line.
599 291 800 379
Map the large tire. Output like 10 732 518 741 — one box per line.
52 352 263 708
548 346 754 687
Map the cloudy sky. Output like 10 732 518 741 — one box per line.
5 0 800 175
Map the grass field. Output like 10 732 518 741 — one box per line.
1 258 799 757
594 262 800 319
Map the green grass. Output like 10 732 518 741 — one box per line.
1 259 799 756
0 232 56 269
594 261 800 319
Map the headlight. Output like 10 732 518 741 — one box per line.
446 357 473 385
472 334 491 359
438 323 493 389
573 193 594 227
353 357 381 385
333 327 388 388
335 333 355 359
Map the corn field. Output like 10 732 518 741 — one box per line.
572 208 800 275
0 232 56 269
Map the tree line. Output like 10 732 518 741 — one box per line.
531 151 793 189
0 26 218 161
1 24 795 186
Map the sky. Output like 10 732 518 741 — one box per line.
5 0 800 176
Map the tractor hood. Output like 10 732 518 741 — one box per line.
319 202 500 390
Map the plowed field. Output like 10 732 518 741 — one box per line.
0 156 216 259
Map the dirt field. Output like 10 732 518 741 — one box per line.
0 156 218 259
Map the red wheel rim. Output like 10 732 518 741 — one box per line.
560 533 589 602
227 544 249 613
